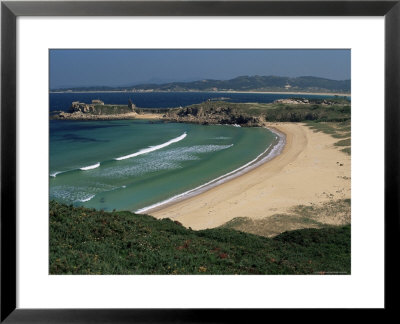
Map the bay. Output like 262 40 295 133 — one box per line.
50 119 277 212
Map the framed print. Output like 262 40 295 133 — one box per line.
1 0 399 321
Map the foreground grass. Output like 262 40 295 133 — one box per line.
50 201 350 275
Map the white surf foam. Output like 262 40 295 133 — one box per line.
80 162 100 171
50 162 100 177
77 194 95 202
101 144 233 178
50 171 63 178
135 128 285 215
115 132 187 161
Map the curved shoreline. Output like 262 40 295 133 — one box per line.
135 127 286 214
149 122 351 230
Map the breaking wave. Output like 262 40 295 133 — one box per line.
50 162 100 178
77 194 95 202
115 132 187 161
50 171 65 178
80 162 100 171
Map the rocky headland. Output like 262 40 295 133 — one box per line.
163 102 263 127
50 97 350 127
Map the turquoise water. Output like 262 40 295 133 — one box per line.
50 119 277 212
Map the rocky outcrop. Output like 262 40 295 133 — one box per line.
274 98 310 105
70 103 97 113
51 100 139 120
274 98 337 105
164 103 263 126
69 100 136 115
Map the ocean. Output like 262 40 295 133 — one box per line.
49 91 329 212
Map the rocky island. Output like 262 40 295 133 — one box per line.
51 99 165 121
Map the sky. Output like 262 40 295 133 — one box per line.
50 49 351 89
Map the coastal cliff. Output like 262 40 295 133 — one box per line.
164 101 263 126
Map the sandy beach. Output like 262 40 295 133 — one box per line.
150 122 351 230
135 113 164 119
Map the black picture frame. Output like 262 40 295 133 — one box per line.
1 0 399 322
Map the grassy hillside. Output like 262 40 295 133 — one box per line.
50 201 350 275
262 103 350 122
165 99 351 126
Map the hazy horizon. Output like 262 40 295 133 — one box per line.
50 49 351 89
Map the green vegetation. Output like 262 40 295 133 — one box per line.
50 201 350 275
340 147 351 155
179 99 351 121
334 138 351 146
263 103 350 123
305 120 351 138
305 120 351 155
166 98 351 127
90 105 133 115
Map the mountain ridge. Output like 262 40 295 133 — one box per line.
51 75 351 93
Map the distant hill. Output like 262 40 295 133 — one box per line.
51 75 351 93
